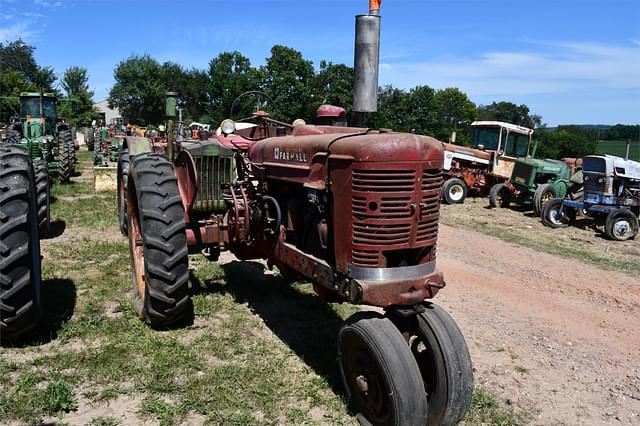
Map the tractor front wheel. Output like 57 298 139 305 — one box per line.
542 198 575 229
0 145 42 342
604 209 639 241
33 160 50 237
388 304 473 426
58 130 73 183
128 154 192 327
117 149 130 236
338 312 428 426
489 183 510 208
533 183 558 216
442 178 467 205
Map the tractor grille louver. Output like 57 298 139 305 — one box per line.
512 162 533 183
351 167 442 267
192 155 235 212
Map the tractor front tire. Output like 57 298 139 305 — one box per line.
542 198 575 229
34 160 50 237
604 209 639 241
442 178 467 205
117 149 130 236
338 312 428 426
0 145 42 342
533 183 558 216
489 183 510 208
58 130 73 183
128 154 192 327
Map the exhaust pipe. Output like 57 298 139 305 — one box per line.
353 0 382 126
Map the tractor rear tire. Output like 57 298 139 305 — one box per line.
58 130 73 183
34 160 50 237
128 154 192 327
86 128 94 151
533 183 558 217
542 198 575 229
604 209 639 241
0 145 42 342
5 129 21 145
338 312 428 426
442 178 467 205
489 183 510 208
117 149 130 236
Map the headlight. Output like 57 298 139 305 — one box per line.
220 119 236 135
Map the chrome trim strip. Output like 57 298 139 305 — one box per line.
348 260 436 281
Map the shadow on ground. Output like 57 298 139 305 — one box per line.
190 260 348 396
43 220 66 239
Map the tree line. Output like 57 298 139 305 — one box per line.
0 39 99 128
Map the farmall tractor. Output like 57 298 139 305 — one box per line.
441 121 534 204
542 153 640 240
120 3 473 425
0 144 43 342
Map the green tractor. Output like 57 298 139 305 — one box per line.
4 92 77 184
489 150 583 216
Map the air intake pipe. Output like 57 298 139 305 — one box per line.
353 0 382 126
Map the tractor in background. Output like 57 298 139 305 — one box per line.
441 121 534 204
542 153 639 240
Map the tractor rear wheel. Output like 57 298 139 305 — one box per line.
442 178 467 204
128 153 192 327
533 183 558 216
0 145 42 342
86 128 94 151
388 304 473 426
58 130 73 183
604 209 639 241
542 198 575 228
338 312 428 426
489 183 510 208
117 149 130 236
33 160 50 237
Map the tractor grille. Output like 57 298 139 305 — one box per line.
192 155 235 212
351 167 442 267
512 161 533 184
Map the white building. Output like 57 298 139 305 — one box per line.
93 100 121 124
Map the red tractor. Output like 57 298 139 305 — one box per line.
122 2 473 425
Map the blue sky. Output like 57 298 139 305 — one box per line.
1 0 639 126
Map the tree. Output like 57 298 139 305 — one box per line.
59 66 99 127
108 55 165 125
366 85 410 131
208 51 258 123
311 60 353 121
477 101 534 128
261 45 315 123
433 87 476 144
0 39 38 83
535 127 598 159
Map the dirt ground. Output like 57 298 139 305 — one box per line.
435 223 640 425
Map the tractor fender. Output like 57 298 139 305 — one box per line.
123 136 153 157
551 179 572 198
174 149 198 222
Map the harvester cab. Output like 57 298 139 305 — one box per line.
543 154 639 240
440 120 533 204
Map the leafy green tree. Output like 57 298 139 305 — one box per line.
109 55 165 125
535 127 598 159
603 124 640 141
311 60 353 121
261 45 315 123
433 87 477 145
0 39 38 83
366 85 410 131
477 101 534 128
59 66 99 127
208 51 258 123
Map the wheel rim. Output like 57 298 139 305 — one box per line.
541 191 553 206
449 184 464 202
128 205 146 308
612 219 631 239
497 188 508 205
342 337 390 423
549 206 565 226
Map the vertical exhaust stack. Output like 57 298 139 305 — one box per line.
353 0 382 126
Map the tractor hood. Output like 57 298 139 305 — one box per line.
249 125 444 165
441 142 491 161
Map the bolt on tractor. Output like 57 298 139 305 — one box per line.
4 92 77 186
489 151 584 216
441 121 534 204
0 144 43 342
542 153 640 240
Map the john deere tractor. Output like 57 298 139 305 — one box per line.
4 92 76 184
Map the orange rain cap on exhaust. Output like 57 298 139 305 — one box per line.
370 0 381 11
